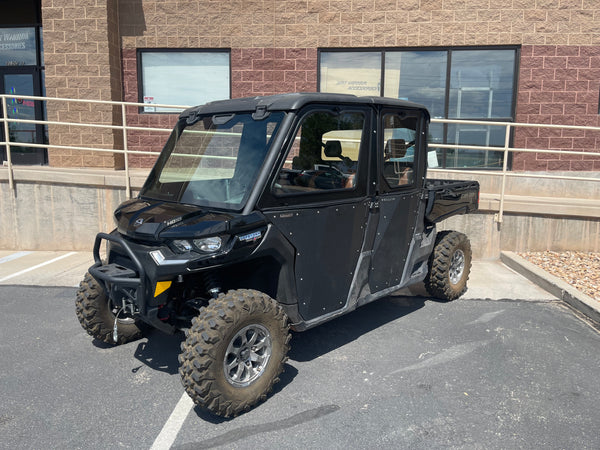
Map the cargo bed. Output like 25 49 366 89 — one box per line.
424 179 480 223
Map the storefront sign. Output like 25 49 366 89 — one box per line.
0 28 36 66
320 67 381 96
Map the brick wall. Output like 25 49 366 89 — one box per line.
41 0 600 169
231 48 317 97
514 45 600 171
119 0 600 50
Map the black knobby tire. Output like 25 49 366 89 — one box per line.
179 289 291 418
75 272 144 345
424 230 472 301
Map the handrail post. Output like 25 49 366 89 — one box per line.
496 123 512 224
1 95 15 191
121 102 131 198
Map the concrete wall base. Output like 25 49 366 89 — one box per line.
1 180 129 251
1 168 599 257
440 212 600 259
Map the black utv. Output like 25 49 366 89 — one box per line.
76 93 479 417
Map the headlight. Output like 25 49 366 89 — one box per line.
172 239 193 252
193 236 222 253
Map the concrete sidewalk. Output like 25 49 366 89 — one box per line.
0 250 93 287
0 250 597 324
0 249 552 299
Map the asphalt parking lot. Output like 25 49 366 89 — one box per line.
1 253 600 449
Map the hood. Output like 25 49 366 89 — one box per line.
115 199 236 240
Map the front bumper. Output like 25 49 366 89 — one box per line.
89 232 178 334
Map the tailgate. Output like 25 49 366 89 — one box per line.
424 179 480 223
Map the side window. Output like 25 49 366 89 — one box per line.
383 114 417 187
273 110 364 195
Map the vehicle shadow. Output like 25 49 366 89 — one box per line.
102 290 433 422
132 330 185 375
289 293 429 363
89 329 185 375
194 293 431 422
123 292 432 374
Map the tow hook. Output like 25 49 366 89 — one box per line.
112 298 133 343
113 306 124 343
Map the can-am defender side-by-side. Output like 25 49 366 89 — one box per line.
76 93 479 417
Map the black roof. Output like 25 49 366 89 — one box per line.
180 92 429 120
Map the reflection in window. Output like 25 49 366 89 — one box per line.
0 27 36 66
144 112 284 209
273 110 364 195
139 50 230 112
446 123 506 169
449 50 515 119
383 114 417 187
385 51 447 119
320 47 518 169
320 52 381 96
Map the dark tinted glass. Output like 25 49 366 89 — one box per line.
449 49 516 119
0 0 39 26
385 51 447 119
446 123 506 169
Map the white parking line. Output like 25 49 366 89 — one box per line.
0 251 32 265
0 252 77 283
150 392 194 450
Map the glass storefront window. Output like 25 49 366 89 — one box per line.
320 52 381 96
449 50 516 119
385 51 447 119
139 50 230 112
0 27 37 66
446 123 506 169
320 47 518 169
0 2 47 165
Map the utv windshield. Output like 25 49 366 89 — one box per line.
141 112 285 210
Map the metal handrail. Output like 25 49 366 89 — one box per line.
0 94 183 196
430 117 600 222
2 94 600 222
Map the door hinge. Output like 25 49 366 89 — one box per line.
368 200 380 211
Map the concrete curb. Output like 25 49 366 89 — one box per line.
500 251 600 325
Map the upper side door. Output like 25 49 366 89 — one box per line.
367 109 427 293
259 105 373 321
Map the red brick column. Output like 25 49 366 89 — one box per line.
514 45 600 171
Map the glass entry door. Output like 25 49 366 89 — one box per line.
1 70 47 165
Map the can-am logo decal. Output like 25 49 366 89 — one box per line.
134 218 144 226
238 231 262 242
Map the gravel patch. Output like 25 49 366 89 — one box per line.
518 251 600 301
